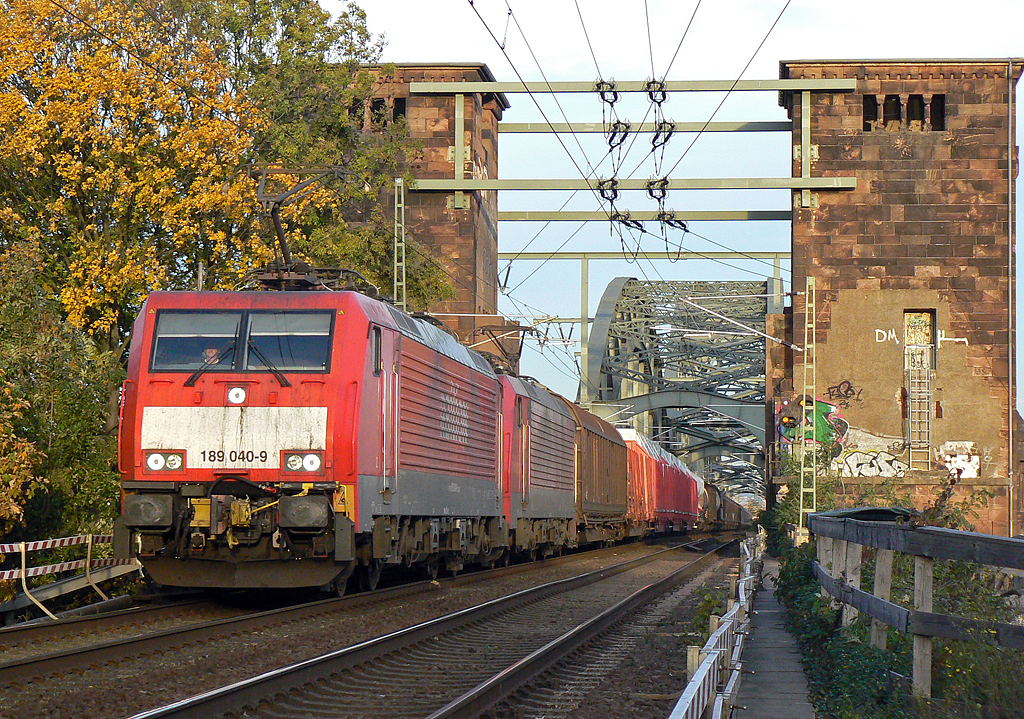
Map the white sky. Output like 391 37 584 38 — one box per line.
329 0 1024 406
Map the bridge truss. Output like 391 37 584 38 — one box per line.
586 278 769 501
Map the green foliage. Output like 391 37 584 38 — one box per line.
769 487 1024 718
0 242 121 544
1 0 452 362
691 581 730 644
158 0 453 310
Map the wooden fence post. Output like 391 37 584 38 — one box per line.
832 538 848 609
687 645 700 680
843 541 862 626
913 556 934 698
871 549 894 650
817 535 833 600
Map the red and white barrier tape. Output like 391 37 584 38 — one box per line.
0 557 136 582
0 534 114 555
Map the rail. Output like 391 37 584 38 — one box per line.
0 534 140 621
667 530 764 719
806 511 1024 699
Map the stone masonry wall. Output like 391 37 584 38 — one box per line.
779 60 1021 535
378 65 505 344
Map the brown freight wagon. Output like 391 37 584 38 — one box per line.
559 400 629 543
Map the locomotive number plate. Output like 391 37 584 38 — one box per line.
141 406 328 470
200 450 270 464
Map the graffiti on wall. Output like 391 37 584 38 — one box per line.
776 395 849 458
825 379 863 409
873 328 969 347
838 450 909 478
937 441 980 479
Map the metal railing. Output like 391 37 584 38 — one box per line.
807 512 1024 698
667 531 765 719
0 534 141 620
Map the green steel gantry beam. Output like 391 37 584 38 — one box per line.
499 121 792 133
410 79 857 94
413 177 856 191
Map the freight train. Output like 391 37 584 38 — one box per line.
700 483 753 532
115 289 746 592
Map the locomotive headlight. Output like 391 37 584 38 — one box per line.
302 453 322 472
283 452 322 473
227 387 247 404
146 452 183 471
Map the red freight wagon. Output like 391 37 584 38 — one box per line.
117 290 503 590
653 447 701 532
499 376 577 557
559 401 629 543
617 428 657 533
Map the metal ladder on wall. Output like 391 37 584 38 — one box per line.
393 177 408 312
906 346 933 470
798 277 817 533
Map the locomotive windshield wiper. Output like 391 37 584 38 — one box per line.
183 340 235 387
246 340 292 387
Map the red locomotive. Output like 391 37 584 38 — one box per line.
116 288 716 592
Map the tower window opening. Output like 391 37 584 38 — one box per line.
883 95 903 129
908 95 925 130
863 95 878 131
370 98 388 127
930 94 946 131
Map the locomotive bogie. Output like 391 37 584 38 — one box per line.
367 514 508 571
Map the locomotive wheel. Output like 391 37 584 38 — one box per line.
330 564 355 597
423 555 440 581
498 549 511 567
358 560 383 592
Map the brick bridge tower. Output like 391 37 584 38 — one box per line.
777 59 1022 535
369 63 518 364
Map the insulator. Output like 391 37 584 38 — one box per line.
597 178 620 203
645 79 667 105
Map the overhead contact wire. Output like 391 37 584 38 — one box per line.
663 0 792 177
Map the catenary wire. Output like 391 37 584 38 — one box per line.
662 0 792 178
469 1 652 295
574 0 603 80
506 2 600 177
643 0 656 78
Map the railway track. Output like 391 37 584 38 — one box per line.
0 598 240 661
126 537 737 719
0 538 693 688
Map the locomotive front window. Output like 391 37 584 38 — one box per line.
244 312 332 372
151 312 241 371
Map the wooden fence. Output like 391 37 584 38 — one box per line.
807 512 1024 698
667 530 764 719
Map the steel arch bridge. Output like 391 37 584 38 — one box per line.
584 278 769 502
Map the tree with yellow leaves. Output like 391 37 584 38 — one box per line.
0 0 449 359
0 0 274 355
